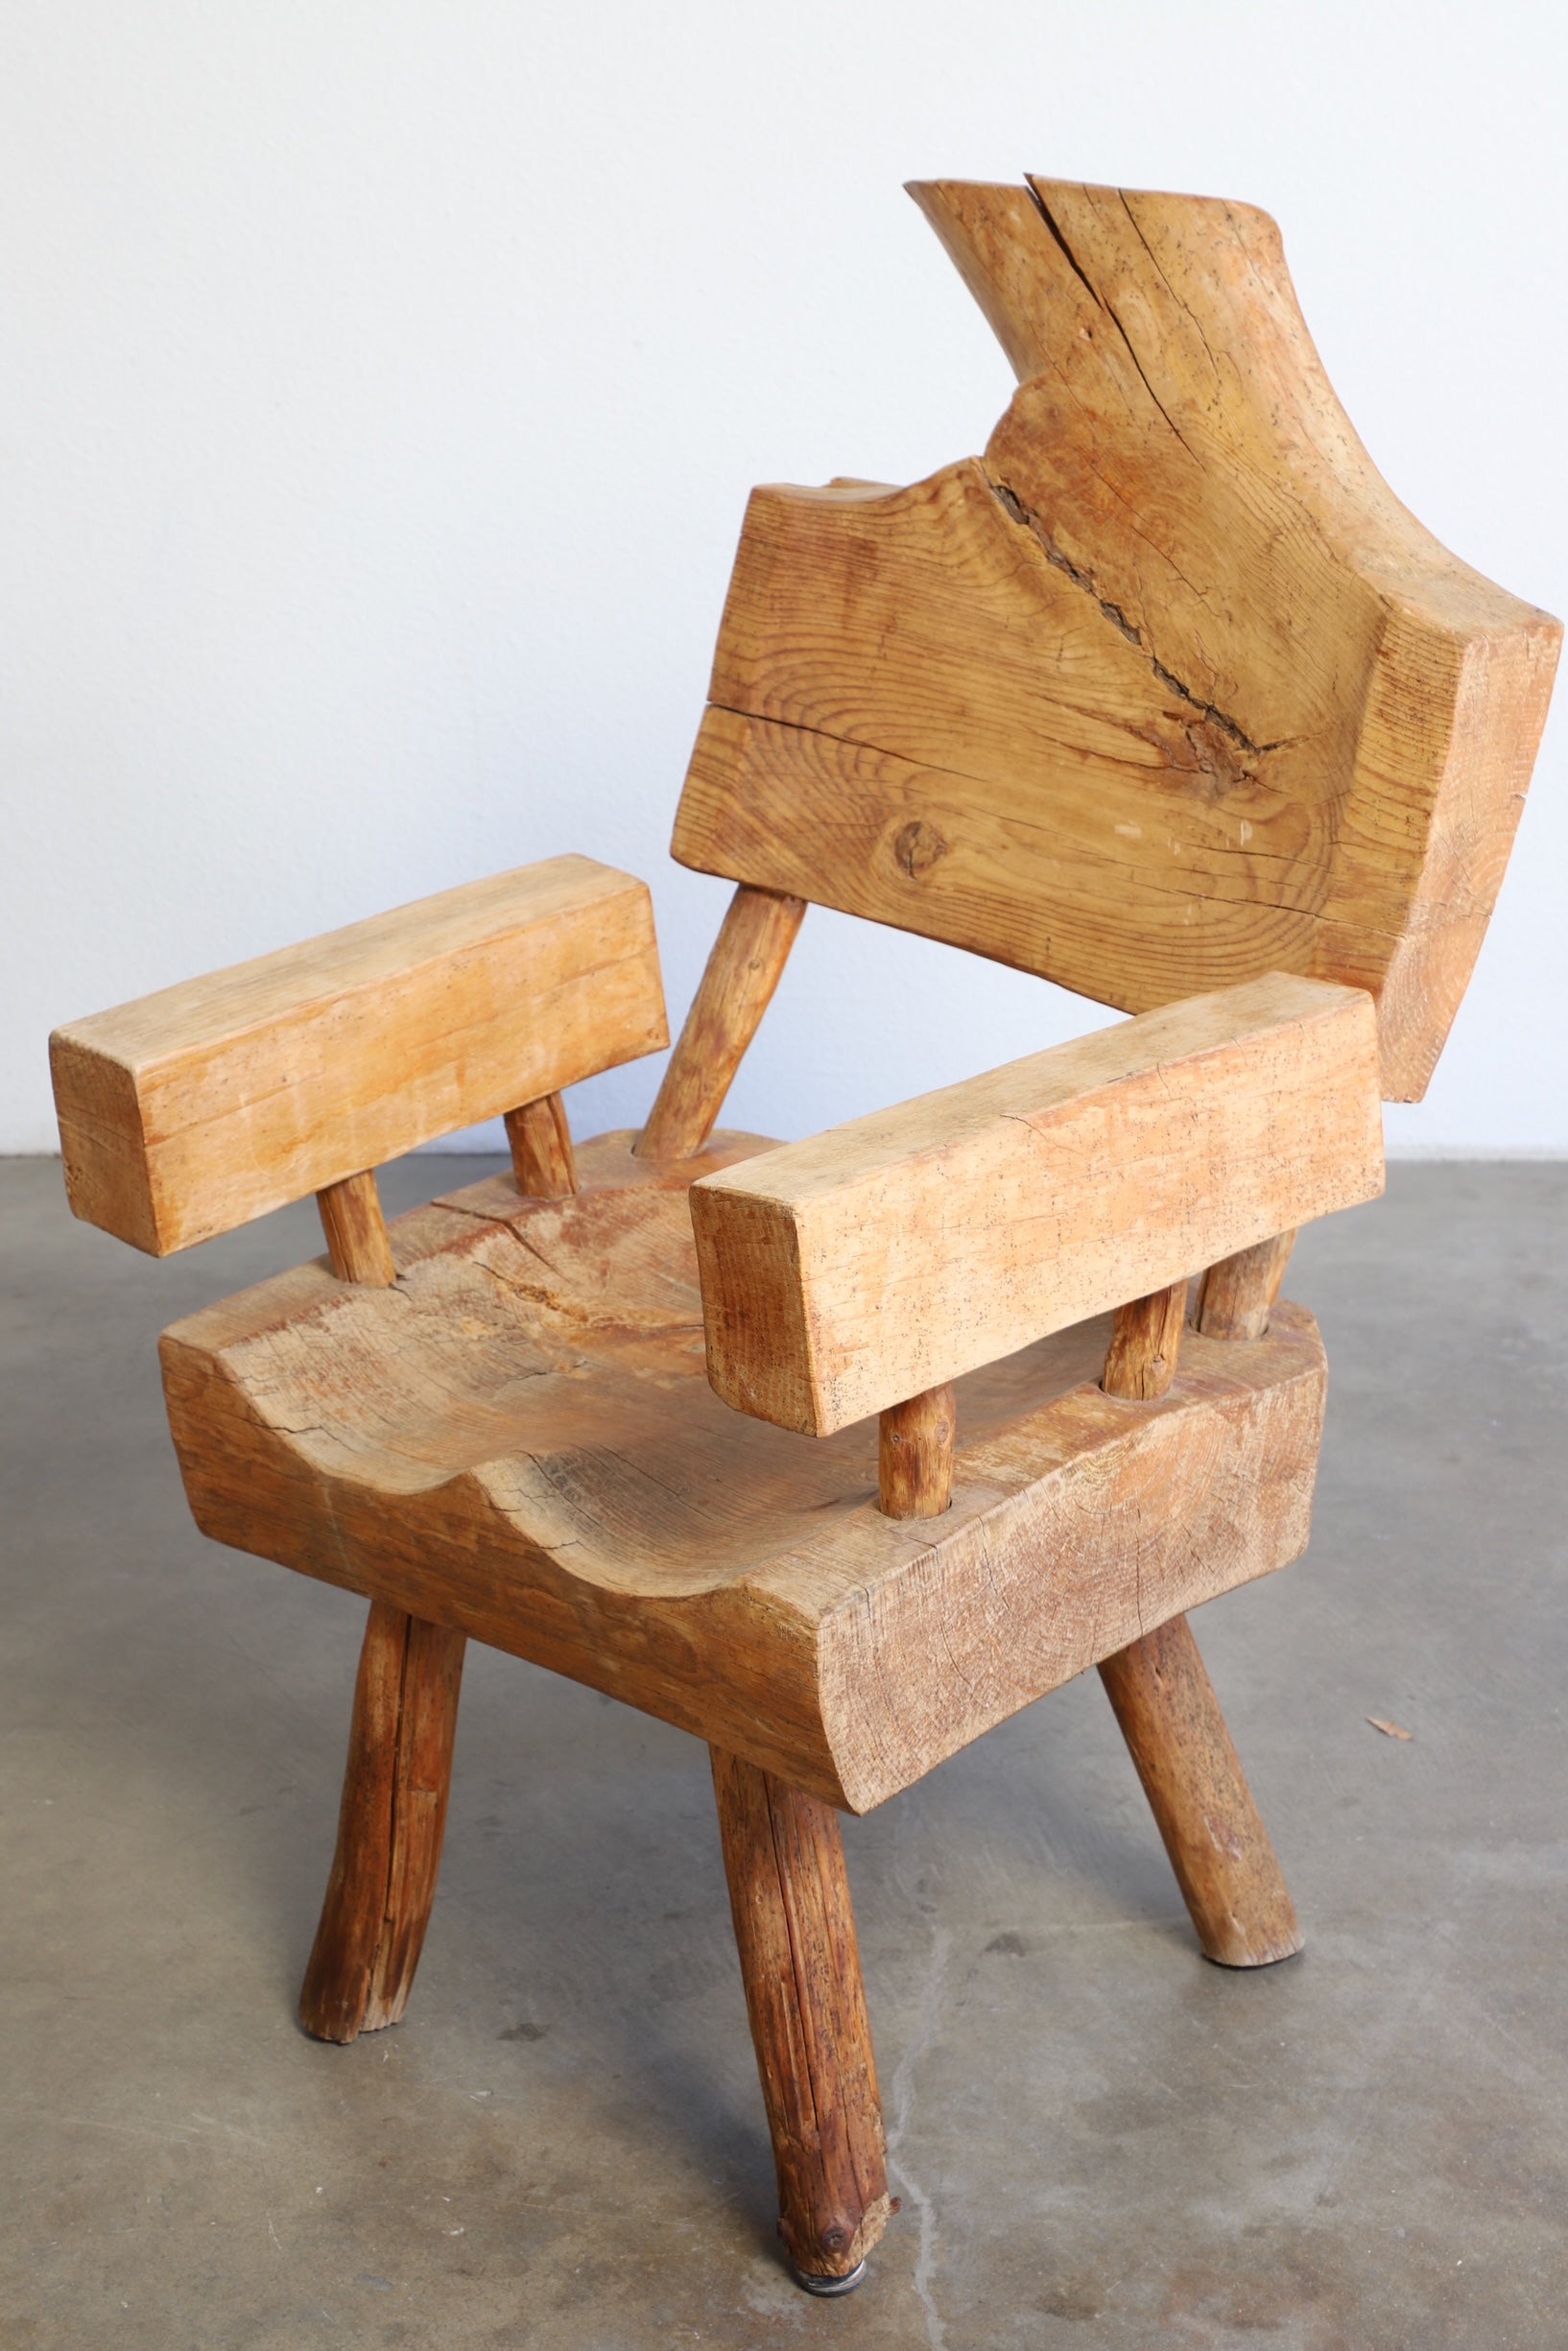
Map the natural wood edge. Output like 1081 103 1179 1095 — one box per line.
676 180 1561 1100
1102 1280 1187 1400
878 1384 955 1517
1098 1612 1302 1967
298 1603 466 2042
636 886 804 1161
317 1170 396 1287
505 1092 579 1199
710 1747 892 2280
1195 1230 1295 1341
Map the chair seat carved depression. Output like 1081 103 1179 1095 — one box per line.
51 179 1558 2293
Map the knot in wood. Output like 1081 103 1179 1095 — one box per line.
892 819 948 879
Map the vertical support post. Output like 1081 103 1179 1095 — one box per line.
1102 1278 1187 1401
710 1748 894 2292
299 1601 467 2042
878 1382 955 1518
505 1091 578 1199
635 885 805 1161
317 1169 396 1286
1194 1230 1295 1341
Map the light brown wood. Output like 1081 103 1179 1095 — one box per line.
51 174 1557 2294
878 1383 954 1518
1103 1279 1187 1402
50 854 667 1254
359 1612 466 2031
635 884 804 1160
1098 1613 1301 1967
298 1602 466 2042
710 1747 892 2279
317 1170 396 1287
157 1131 1328 1815
691 972 1380 1437
1196 1230 1295 1341
671 179 1559 1102
505 1092 578 1199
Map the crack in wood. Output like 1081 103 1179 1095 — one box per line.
986 475 1284 759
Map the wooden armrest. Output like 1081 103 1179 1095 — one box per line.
690 973 1383 1437
50 854 667 1254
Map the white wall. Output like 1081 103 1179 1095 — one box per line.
4 0 1564 1155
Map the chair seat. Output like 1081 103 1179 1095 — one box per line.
160 1132 1326 1812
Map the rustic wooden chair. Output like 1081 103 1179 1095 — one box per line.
51 178 1558 2294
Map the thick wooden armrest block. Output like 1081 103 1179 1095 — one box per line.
51 855 667 1254
690 972 1382 1435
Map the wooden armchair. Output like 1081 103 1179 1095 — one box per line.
50 178 1558 2295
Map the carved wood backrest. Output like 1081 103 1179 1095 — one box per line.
670 178 1560 1102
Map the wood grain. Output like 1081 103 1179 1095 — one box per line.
51 855 667 1254
317 1170 396 1287
505 1093 578 1200
298 1602 466 2041
1196 1231 1295 1342
672 179 1559 1101
158 1130 1329 1814
1102 1280 1187 1402
1098 1612 1301 1967
691 972 1381 1436
878 1384 954 1518
636 884 804 1160
710 1747 891 2279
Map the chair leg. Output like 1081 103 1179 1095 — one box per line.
1098 1612 1302 1967
709 1746 895 2291
298 1601 466 2043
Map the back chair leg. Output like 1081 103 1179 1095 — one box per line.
1099 1612 1301 1967
1096 1262 1301 1966
299 1601 466 2043
709 1747 894 2292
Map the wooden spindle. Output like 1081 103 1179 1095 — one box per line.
635 885 805 1161
1102 1278 1187 1401
1098 1613 1301 1966
1193 1230 1295 1341
505 1091 578 1199
299 1602 467 2041
317 1169 395 1286
710 1747 893 2290
878 1382 955 1518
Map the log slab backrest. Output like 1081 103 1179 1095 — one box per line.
671 178 1561 1102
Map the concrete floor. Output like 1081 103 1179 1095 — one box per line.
4 1156 1567 2351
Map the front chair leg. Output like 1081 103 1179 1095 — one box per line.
299 1601 466 2043
1099 1613 1302 1967
709 1747 894 2292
